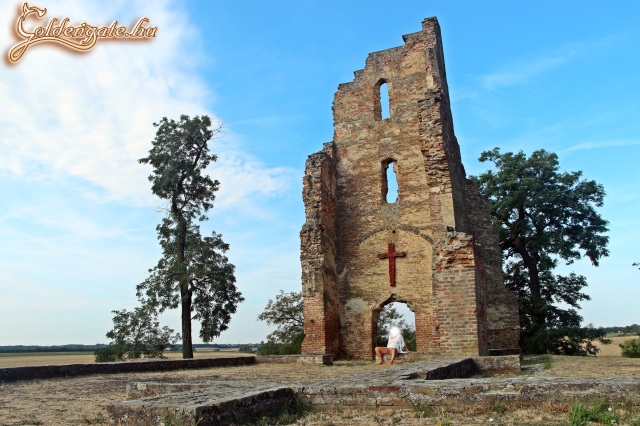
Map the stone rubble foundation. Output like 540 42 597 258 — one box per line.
106 355 640 425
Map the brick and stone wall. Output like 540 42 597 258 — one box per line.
465 180 520 349
0 356 255 383
300 17 519 359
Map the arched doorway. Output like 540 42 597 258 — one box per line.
372 299 416 356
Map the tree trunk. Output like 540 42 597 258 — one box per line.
513 238 545 328
181 285 193 359
175 215 193 359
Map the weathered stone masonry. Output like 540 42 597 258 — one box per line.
300 17 519 359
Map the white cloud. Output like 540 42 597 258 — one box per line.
210 137 298 214
0 0 293 211
1 0 207 205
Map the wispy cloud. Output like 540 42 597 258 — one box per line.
559 138 640 153
211 139 298 214
482 55 567 90
480 35 622 90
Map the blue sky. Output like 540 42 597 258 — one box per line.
1 1 638 345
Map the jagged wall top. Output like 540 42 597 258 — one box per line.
336 18 450 104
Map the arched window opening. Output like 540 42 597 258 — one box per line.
374 79 391 121
375 302 416 351
380 82 390 120
383 160 399 203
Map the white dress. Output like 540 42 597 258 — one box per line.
386 334 407 353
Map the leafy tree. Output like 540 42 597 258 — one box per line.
257 290 304 355
137 115 244 359
472 148 610 354
94 306 180 362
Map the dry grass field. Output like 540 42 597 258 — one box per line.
1 350 639 425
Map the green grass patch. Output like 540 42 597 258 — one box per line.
540 354 553 369
569 398 618 426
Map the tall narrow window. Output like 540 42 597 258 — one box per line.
383 160 399 203
379 82 390 120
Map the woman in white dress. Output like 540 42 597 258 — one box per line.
375 326 410 365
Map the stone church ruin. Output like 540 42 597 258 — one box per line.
300 17 520 359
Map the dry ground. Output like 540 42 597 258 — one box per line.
1 353 639 425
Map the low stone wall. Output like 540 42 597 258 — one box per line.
473 354 521 373
0 356 255 383
110 386 295 425
380 353 521 373
300 376 640 413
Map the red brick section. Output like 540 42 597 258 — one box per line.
433 233 487 355
300 17 519 359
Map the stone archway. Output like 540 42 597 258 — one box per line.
371 297 416 357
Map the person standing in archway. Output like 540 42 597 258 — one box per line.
375 326 410 365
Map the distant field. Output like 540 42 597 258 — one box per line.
0 339 629 369
595 336 636 356
0 348 254 368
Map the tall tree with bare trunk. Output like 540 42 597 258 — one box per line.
137 115 243 359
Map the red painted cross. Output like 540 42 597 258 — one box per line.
377 243 406 287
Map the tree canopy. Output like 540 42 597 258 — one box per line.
257 290 304 355
472 148 610 354
135 115 244 359
95 306 180 362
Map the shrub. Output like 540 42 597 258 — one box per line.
256 338 302 356
94 344 126 362
621 339 640 358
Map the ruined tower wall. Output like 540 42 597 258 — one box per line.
301 17 519 359
420 19 470 234
330 24 439 359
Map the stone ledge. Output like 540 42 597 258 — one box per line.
473 355 521 373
